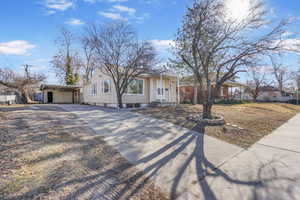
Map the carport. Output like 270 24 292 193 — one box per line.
40 84 81 104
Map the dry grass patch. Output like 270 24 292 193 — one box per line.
136 103 300 148
0 106 167 200
0 104 28 108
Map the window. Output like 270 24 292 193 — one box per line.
102 80 111 94
92 83 97 96
126 79 144 95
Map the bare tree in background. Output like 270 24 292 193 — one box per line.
84 22 156 108
270 57 291 92
51 28 81 85
173 0 292 119
81 36 97 83
0 65 46 103
297 68 300 89
245 66 267 102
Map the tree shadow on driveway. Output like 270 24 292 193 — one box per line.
57 123 300 200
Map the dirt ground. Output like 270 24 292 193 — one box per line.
136 103 300 148
0 105 167 200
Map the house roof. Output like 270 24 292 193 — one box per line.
40 84 81 91
140 69 177 78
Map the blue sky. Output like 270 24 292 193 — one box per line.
0 0 300 84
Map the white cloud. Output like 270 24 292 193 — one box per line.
0 40 36 55
112 5 136 15
150 39 175 51
66 18 85 25
98 11 127 21
277 38 300 53
44 0 74 12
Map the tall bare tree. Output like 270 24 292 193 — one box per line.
80 36 97 84
84 22 156 108
0 65 46 103
51 28 81 85
173 0 292 119
270 57 291 92
245 66 267 101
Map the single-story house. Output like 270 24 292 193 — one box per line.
40 84 81 104
179 78 246 103
0 86 19 104
243 86 294 102
83 69 179 108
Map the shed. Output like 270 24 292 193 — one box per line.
40 84 81 104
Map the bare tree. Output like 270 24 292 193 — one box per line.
51 28 81 85
245 66 267 102
80 36 97 84
297 68 300 89
270 57 291 92
84 22 156 108
0 65 46 103
173 0 292 119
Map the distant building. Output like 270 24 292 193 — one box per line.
179 75 246 103
244 86 294 102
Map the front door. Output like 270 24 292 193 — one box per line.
47 92 53 103
156 79 165 101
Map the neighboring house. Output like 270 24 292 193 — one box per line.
180 78 246 103
83 69 178 108
243 86 294 102
0 95 16 104
0 85 18 104
41 84 81 104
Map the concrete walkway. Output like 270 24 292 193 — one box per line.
202 113 300 200
59 105 300 200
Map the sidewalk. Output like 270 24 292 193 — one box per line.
202 113 300 200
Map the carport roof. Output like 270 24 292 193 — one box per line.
40 84 81 90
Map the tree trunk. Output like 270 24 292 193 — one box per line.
21 88 33 104
253 95 257 102
116 92 123 109
202 80 213 119
193 76 198 105
193 86 198 105
279 82 283 93
203 100 213 119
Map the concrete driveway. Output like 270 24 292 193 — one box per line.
59 104 300 200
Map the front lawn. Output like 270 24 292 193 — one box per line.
135 103 300 148
0 106 167 200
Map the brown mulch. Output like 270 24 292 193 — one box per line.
135 103 300 149
0 106 167 200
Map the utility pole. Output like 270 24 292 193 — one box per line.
297 87 299 105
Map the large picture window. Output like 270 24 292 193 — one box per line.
102 80 111 93
126 79 144 95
